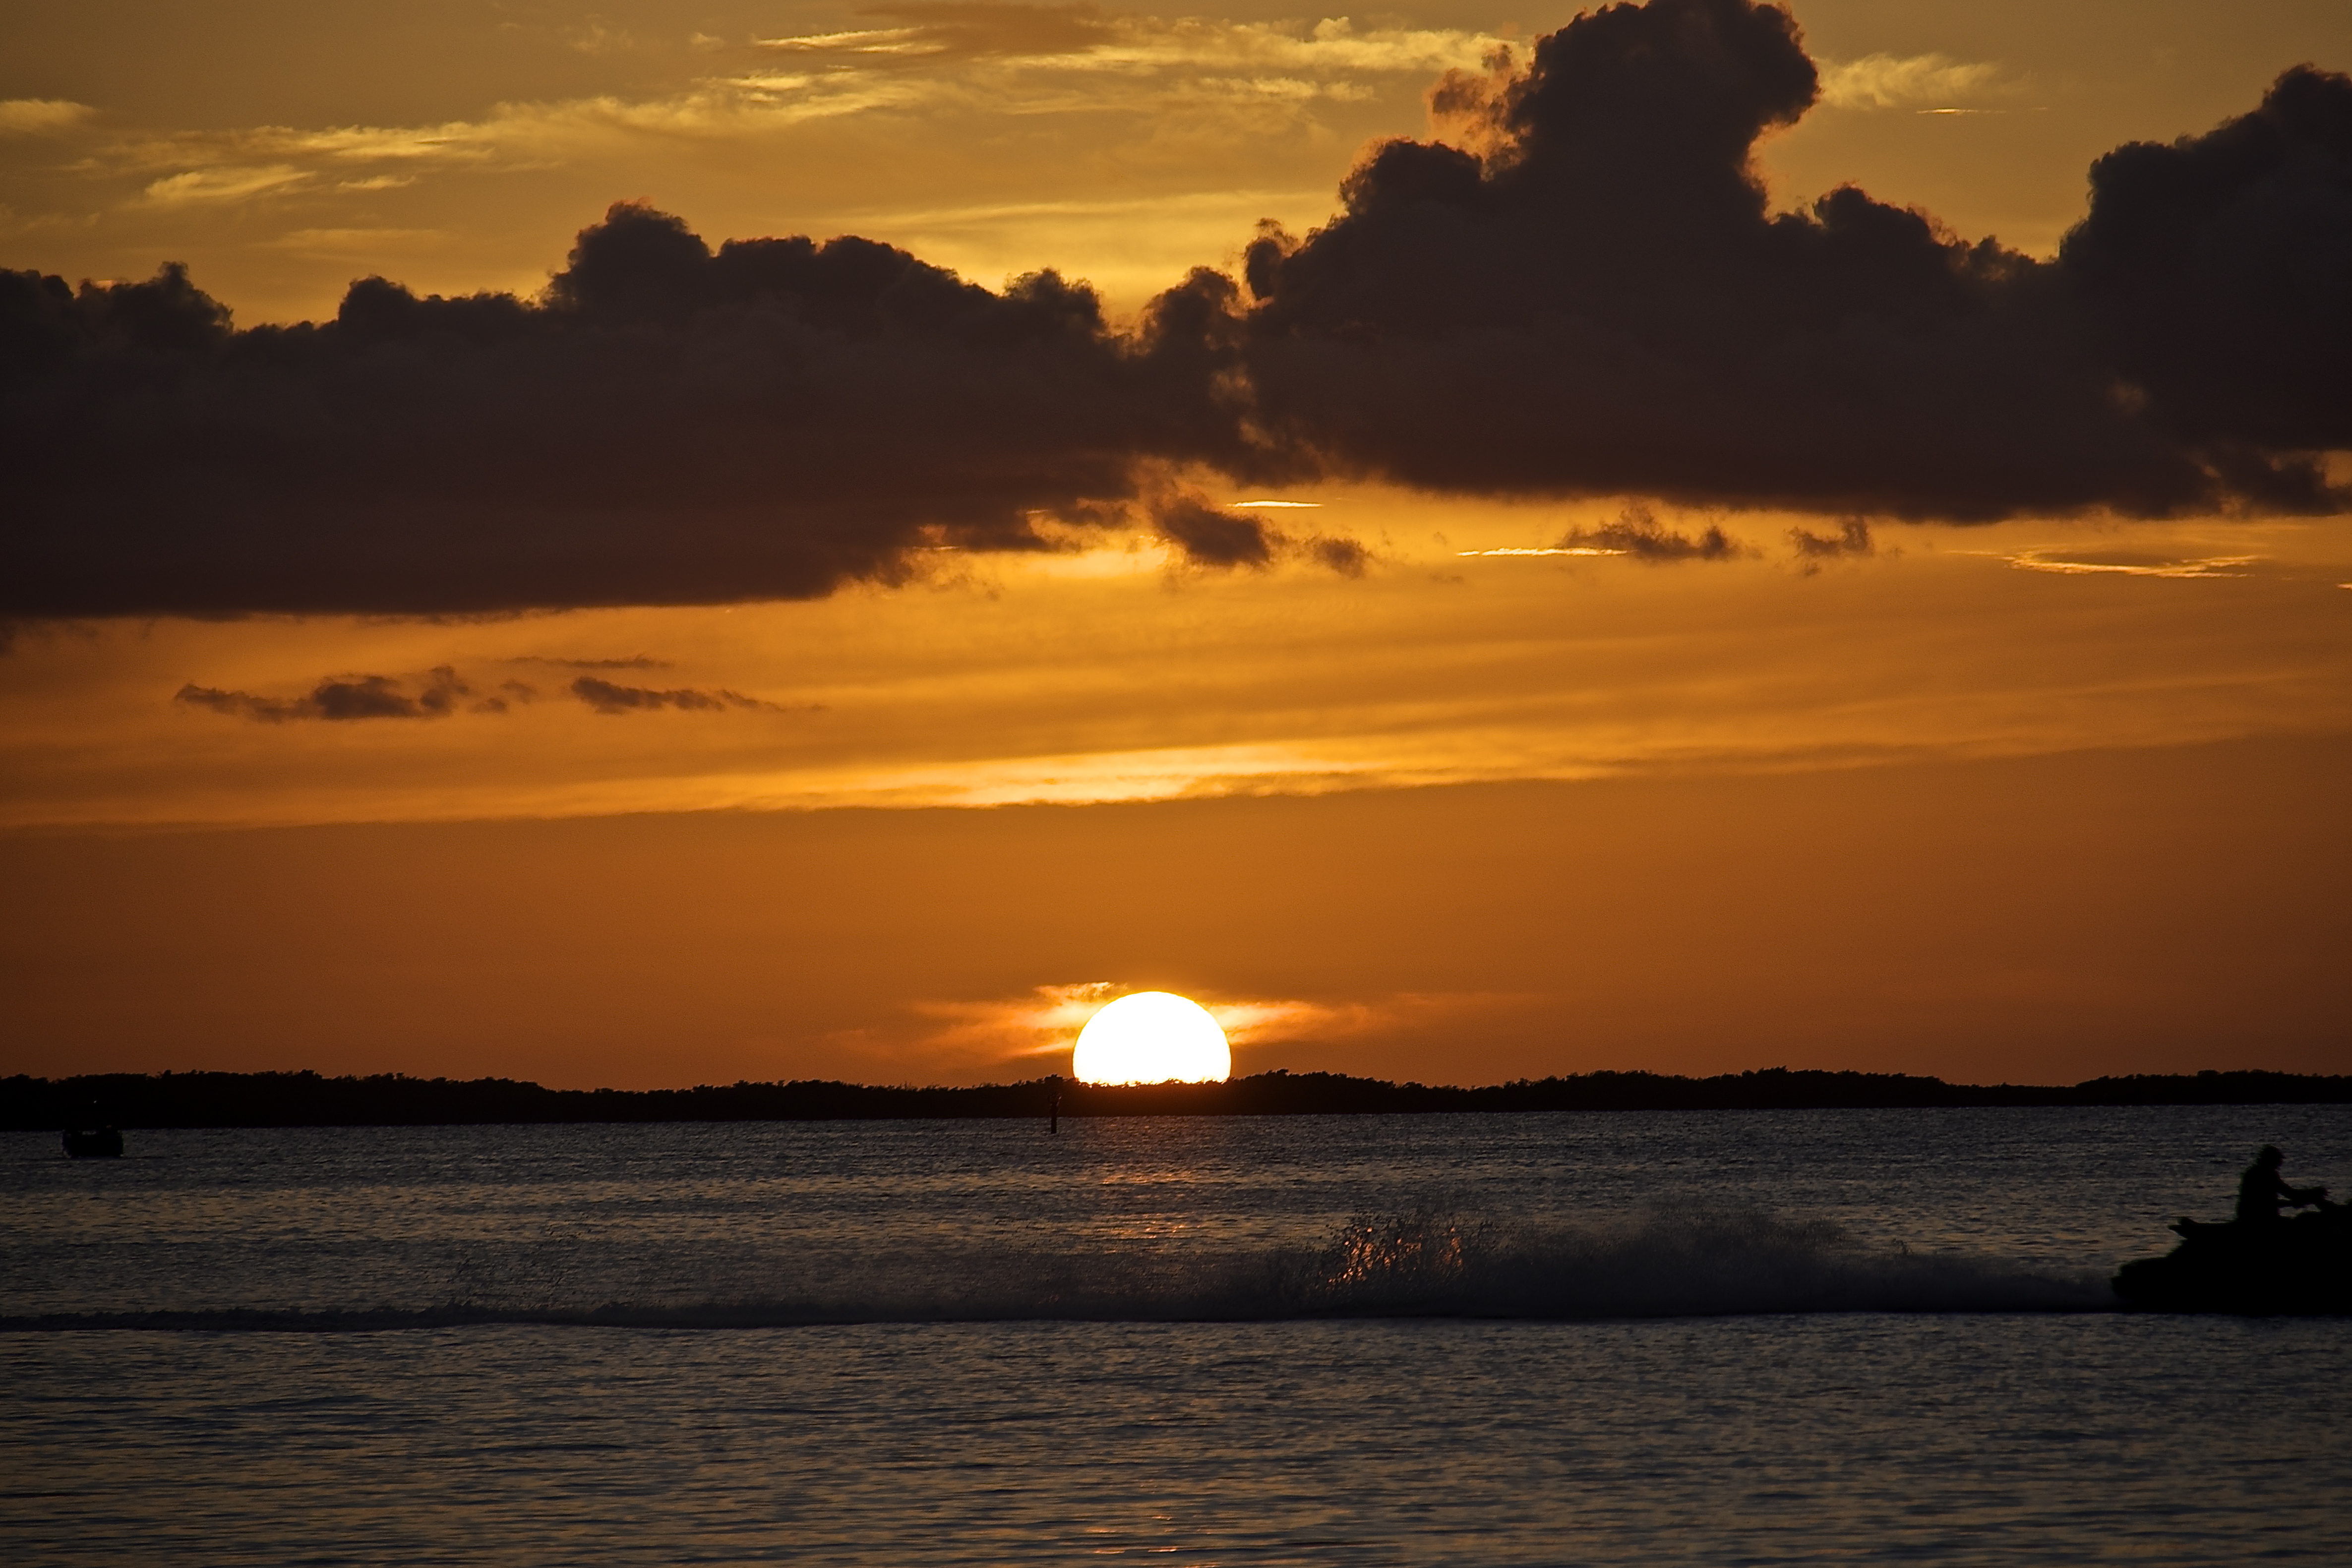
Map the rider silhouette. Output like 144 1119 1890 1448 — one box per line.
2235 1146 2327 1225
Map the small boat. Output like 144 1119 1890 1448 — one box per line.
2113 1202 2352 1314
62 1126 124 1159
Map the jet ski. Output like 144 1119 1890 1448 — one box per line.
2112 1199 2352 1314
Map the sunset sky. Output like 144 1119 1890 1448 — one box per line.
3 0 2348 1088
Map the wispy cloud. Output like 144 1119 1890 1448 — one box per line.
910 982 1119 1061
1456 546 1621 557
1790 520 1872 556
761 28 932 55
0 98 95 134
569 675 783 714
1562 507 1751 563
755 10 1496 77
1816 53 2006 111
567 22 639 57
176 665 485 722
74 10 1503 209
1997 549 2259 579
1788 520 1876 573
906 980 1397 1066
261 226 442 254
142 165 309 206
173 660 796 721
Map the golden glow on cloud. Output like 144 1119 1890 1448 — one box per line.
1457 546 1623 556
1814 53 2006 111
883 983 1422 1081
1072 991 1232 1084
1995 549 2262 579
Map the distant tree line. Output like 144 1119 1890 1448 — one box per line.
4 1066 2348 1130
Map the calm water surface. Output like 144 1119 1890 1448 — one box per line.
3 1107 2348 1563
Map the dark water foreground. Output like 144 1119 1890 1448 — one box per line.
8 1315 2346 1564
4 1108 2348 1563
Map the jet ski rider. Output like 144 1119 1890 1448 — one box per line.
2236 1146 2328 1225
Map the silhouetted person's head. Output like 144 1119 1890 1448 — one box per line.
2257 1146 2284 1168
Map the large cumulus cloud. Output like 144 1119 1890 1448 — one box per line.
1231 0 2350 518
2064 63 2352 476
3 0 2347 621
0 204 1245 617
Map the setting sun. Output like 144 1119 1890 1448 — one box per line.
1071 991 1232 1085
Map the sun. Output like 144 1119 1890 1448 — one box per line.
1072 991 1232 1085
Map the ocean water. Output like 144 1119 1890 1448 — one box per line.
3 1106 2348 1564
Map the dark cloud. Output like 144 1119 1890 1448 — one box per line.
5 0 2346 625
1303 535 1372 578
1226 0 2350 520
176 666 475 722
2063 64 2352 480
1788 519 1874 560
173 664 776 717
1146 490 1376 574
472 679 541 714
1152 493 1278 569
1566 506 1749 562
569 676 776 714
2 204 1242 619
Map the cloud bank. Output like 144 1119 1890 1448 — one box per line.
176 666 478 722
3 206 1243 617
4 0 2347 620
171 662 791 719
1227 0 2350 519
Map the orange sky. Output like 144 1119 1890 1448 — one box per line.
3 0 2349 1087
7 0 2348 319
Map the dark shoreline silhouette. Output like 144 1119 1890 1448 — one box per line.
4 1067 2346 1131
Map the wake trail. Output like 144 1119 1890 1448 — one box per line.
0 1206 2117 1330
